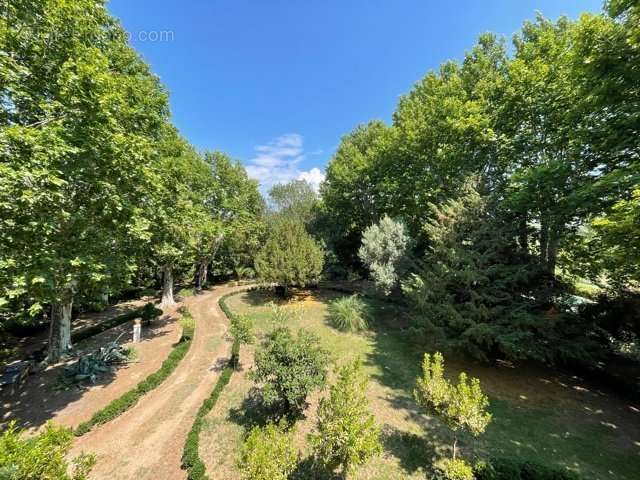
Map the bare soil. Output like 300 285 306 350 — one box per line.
69 284 248 480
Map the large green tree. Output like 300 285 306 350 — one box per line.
0 0 169 361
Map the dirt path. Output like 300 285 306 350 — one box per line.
71 284 248 480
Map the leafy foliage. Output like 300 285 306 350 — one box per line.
251 327 330 416
327 295 369 332
310 359 382 476
414 352 491 461
238 421 298 480
229 314 255 346
435 457 475 480
358 215 412 295
0 422 95 480
255 219 324 293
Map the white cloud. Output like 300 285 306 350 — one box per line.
297 167 325 191
245 133 325 193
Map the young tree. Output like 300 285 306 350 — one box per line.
238 421 298 480
229 314 255 346
358 215 412 295
254 218 324 296
414 352 491 467
310 359 382 477
250 327 330 416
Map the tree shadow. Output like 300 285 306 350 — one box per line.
381 424 443 475
290 456 341 480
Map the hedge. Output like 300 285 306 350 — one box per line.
74 316 193 436
181 290 244 480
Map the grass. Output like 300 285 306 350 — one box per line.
181 292 241 480
327 294 369 332
74 308 195 437
198 289 640 480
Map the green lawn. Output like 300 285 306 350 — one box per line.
200 289 640 479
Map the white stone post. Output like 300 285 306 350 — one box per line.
133 318 142 343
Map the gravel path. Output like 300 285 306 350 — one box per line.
71 284 248 480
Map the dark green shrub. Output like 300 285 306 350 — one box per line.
251 327 330 416
141 302 161 326
327 294 369 332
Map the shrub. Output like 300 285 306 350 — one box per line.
310 358 382 475
327 294 369 332
178 287 195 298
0 422 95 479
141 302 161 326
269 302 301 326
358 214 412 295
179 308 196 340
436 458 474 480
254 218 324 296
414 352 491 460
230 314 254 346
474 458 581 480
238 422 298 480
251 327 330 416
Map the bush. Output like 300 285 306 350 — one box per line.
0 422 95 479
141 302 161 326
436 458 474 480
414 352 491 461
310 359 382 475
251 327 330 416
179 308 196 340
238 422 298 480
230 314 254 346
254 218 324 296
327 294 369 332
358 214 412 295
474 458 581 480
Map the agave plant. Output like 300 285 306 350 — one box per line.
63 334 131 384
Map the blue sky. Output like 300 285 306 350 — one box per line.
108 0 603 192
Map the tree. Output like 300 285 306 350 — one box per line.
310 359 382 477
206 152 265 277
268 180 319 226
414 352 491 474
237 421 298 480
358 215 412 295
0 0 169 361
400 185 591 363
254 218 324 296
250 327 330 416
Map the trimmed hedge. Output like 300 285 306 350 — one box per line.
475 458 581 480
181 291 243 480
74 321 192 437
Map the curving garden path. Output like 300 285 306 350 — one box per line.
70 283 249 480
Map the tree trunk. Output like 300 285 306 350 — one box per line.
195 262 207 293
518 213 529 254
452 435 458 460
539 215 549 266
161 265 175 308
47 294 74 364
547 229 560 277
100 286 109 305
